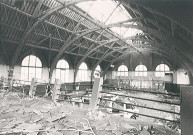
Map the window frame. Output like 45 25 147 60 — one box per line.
77 62 90 82
55 59 70 83
21 55 42 82
155 64 170 77
135 64 147 76
117 65 128 76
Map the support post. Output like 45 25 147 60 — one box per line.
8 68 13 91
89 77 103 110
123 103 127 117
180 86 193 135
52 79 61 101
106 100 113 113
29 78 37 98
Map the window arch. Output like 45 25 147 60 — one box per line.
56 59 69 82
135 64 147 76
21 55 42 82
94 65 101 78
77 62 90 81
117 65 128 76
155 64 170 77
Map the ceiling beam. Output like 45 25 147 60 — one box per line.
0 33 9 65
156 16 193 47
2 39 113 62
33 0 44 17
124 0 193 35
104 3 121 24
69 6 142 52
10 4 63 68
49 27 101 73
75 17 142 34
75 34 151 72
10 0 87 69
100 48 177 77
121 1 193 47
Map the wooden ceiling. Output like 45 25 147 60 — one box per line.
0 0 192 75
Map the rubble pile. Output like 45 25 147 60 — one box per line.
100 89 181 134
0 95 96 135
0 89 180 135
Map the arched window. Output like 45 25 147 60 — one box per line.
77 62 90 81
117 65 128 76
21 55 42 82
135 65 147 76
56 59 69 83
155 64 170 77
94 65 101 78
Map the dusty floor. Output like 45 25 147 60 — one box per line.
0 92 180 135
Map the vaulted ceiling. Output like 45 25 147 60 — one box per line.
0 0 193 76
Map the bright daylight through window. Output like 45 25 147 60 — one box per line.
76 0 142 42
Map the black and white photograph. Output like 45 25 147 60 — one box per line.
0 0 192 134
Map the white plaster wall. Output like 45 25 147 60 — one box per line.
13 66 21 80
68 69 74 83
41 67 49 83
51 70 56 83
0 64 9 78
175 69 190 85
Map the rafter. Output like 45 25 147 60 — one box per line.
2 39 113 62
75 33 151 72
75 17 142 34
100 48 175 77
49 27 102 73
10 0 88 69
125 0 193 35
104 3 120 24
33 0 44 17
156 17 193 47
121 2 143 26
93 33 181 77
0 33 9 65
69 6 142 52
1 0 192 80
122 1 193 47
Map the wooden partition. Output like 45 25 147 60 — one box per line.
61 81 93 91
89 77 103 110
180 86 193 135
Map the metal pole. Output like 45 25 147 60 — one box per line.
98 104 180 124
102 85 180 97
100 91 180 106
100 98 180 115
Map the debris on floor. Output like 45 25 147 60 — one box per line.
86 110 107 120
0 90 180 135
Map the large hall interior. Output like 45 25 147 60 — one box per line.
0 0 193 135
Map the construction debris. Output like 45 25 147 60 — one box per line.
86 110 107 120
0 89 180 135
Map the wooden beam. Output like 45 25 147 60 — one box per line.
49 27 102 75
69 6 142 53
125 0 193 35
10 0 87 69
33 0 44 17
0 33 9 65
171 21 175 37
75 17 142 34
76 34 151 74
10 4 63 69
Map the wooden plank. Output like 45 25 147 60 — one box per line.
180 86 193 135
29 78 37 98
89 77 103 110
52 79 61 101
